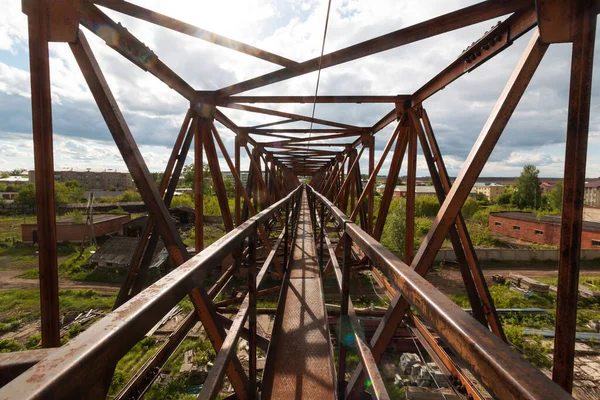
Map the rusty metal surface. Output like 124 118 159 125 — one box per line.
553 0 597 392
308 185 571 400
262 191 335 400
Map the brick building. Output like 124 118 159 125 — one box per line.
489 211 600 249
22 214 130 243
28 169 134 191
540 181 554 194
584 180 600 207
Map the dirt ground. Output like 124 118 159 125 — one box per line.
0 267 119 293
425 262 600 296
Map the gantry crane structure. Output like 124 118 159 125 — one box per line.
0 1 596 399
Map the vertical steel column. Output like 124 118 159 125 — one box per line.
27 0 60 348
284 200 289 269
405 128 417 264
337 230 352 397
195 118 204 253
248 225 257 397
235 136 241 226
368 135 375 234
203 119 234 232
553 0 597 392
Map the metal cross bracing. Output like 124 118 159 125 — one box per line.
0 0 597 399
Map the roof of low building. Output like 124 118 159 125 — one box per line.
395 185 476 194
490 211 600 233
585 180 600 188
0 176 29 182
56 213 129 224
88 236 165 267
474 182 504 187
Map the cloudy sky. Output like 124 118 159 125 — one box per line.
1 0 600 178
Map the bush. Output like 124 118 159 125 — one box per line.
171 193 194 208
504 325 552 369
415 195 439 217
0 339 25 353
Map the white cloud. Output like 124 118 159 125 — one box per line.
0 0 599 180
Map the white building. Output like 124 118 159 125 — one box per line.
584 181 600 208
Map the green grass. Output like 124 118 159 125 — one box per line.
0 215 36 247
143 337 216 400
183 224 226 248
0 289 116 324
0 244 38 269
18 245 126 283
108 337 161 397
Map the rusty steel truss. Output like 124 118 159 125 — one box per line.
0 0 597 399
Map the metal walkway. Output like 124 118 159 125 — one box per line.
261 190 336 399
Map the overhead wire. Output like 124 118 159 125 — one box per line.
306 0 333 161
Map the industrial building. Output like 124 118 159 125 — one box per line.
28 168 134 191
21 214 130 243
489 212 600 249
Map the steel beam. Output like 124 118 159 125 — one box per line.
553 0 597 392
93 0 297 67
216 0 533 96
27 0 60 348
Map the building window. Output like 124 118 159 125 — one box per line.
535 230 544 235
513 226 520 231
592 240 600 247
495 222 501 226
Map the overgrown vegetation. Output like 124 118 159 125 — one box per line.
14 181 85 207
18 244 125 283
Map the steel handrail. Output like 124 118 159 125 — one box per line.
0 185 303 400
306 185 570 400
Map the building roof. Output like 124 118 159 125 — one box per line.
395 186 436 194
585 180 600 188
395 185 476 194
490 211 600 233
43 168 130 174
55 214 129 224
474 182 504 187
88 236 165 267
0 176 29 183
540 182 554 187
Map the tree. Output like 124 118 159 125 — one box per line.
383 198 407 256
180 164 213 194
461 197 480 219
181 164 194 187
223 178 234 197
546 182 563 211
202 164 213 195
16 181 85 207
15 183 36 207
495 189 512 205
511 165 542 209
150 172 163 186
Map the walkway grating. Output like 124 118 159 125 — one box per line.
261 189 336 400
